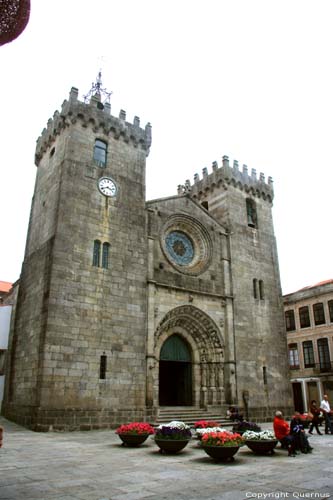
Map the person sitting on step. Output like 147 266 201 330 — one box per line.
290 412 313 454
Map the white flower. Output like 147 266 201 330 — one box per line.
157 420 190 430
196 427 229 436
242 430 276 440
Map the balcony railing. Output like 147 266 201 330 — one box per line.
289 362 333 373
315 362 333 373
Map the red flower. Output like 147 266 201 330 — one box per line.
115 422 155 435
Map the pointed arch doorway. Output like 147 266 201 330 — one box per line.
159 334 192 406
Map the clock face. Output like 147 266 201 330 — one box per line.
98 177 117 197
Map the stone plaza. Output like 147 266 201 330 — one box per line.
0 416 332 500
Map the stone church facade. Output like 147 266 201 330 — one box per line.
2 85 292 430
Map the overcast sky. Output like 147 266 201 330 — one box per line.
1 0 332 294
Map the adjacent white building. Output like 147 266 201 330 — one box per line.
284 279 333 412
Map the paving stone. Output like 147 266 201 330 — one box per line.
0 418 332 500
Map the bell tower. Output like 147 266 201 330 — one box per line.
3 76 152 430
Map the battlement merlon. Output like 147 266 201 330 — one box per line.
35 87 152 166
181 155 274 202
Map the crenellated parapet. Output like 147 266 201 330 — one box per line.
35 87 152 165
178 155 274 202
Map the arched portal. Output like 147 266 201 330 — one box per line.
159 334 192 406
153 305 225 408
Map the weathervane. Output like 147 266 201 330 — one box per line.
83 71 112 104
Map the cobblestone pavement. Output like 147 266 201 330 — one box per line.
0 417 332 500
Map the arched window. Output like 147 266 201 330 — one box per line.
246 198 257 228
93 240 101 267
102 242 110 269
93 139 107 167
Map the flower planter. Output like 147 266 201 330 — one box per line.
245 439 278 455
201 445 240 462
118 433 150 447
154 438 191 454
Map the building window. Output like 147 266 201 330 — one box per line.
313 303 325 326
302 341 315 368
317 338 331 371
201 201 209 210
253 279 258 299
328 300 333 323
246 198 257 228
259 280 264 300
263 366 267 384
0 349 6 376
285 310 296 332
93 240 110 268
100 354 107 379
102 242 110 269
299 306 310 328
93 240 101 267
93 139 107 167
288 343 300 369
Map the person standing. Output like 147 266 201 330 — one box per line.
320 394 333 434
308 400 322 435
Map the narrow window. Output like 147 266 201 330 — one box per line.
102 242 110 269
285 310 296 332
100 354 107 379
0 349 6 376
259 280 264 300
93 240 101 267
253 278 258 299
302 341 315 368
299 306 310 328
313 303 325 326
93 139 107 167
317 338 331 371
328 300 333 323
246 198 257 228
288 343 300 369
263 366 267 385
201 201 209 210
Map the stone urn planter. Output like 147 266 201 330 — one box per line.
154 438 191 454
117 433 150 447
115 422 155 447
201 445 241 462
245 439 278 455
154 421 192 454
200 429 244 462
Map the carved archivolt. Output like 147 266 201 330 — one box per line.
155 305 224 364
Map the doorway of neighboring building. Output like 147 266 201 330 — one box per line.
307 381 319 408
292 382 304 413
159 334 192 406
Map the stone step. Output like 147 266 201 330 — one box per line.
155 406 233 427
